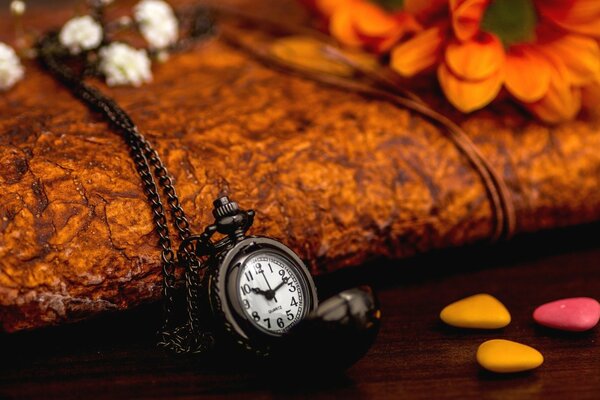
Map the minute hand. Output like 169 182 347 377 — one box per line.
260 270 277 302
272 278 289 293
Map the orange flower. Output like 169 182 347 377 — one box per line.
390 0 600 123
313 0 421 53
537 0 600 37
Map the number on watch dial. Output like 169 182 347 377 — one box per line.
238 252 305 334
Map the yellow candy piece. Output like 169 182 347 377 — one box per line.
440 293 511 329
477 339 544 373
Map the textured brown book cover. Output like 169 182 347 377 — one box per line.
1 0 599 332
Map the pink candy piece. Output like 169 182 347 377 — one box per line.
533 297 600 332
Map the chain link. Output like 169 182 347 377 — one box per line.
38 34 211 353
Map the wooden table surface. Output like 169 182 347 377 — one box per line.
1 224 599 399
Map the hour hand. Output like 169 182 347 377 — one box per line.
251 287 270 297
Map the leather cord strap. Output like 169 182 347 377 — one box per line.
215 25 516 242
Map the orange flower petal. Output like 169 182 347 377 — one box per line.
438 62 504 112
329 4 421 53
451 0 490 41
445 32 504 81
558 17 600 38
329 7 363 47
537 0 600 38
528 61 582 123
270 36 378 78
316 0 356 18
372 29 408 54
390 26 445 77
539 34 600 86
505 45 551 103
528 86 582 123
353 3 403 36
392 11 423 34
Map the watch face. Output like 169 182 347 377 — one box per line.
237 251 307 335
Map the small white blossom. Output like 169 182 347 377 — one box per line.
134 0 178 50
59 15 103 55
0 42 24 91
99 42 152 87
10 1 26 16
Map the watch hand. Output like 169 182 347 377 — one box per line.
272 277 289 293
251 287 269 296
260 270 277 302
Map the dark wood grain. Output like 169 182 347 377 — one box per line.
1 223 598 399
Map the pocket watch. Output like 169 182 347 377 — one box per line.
177 196 380 363
179 196 319 355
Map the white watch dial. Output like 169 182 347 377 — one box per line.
237 251 306 334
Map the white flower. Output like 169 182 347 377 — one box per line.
59 15 103 55
134 0 178 50
99 42 152 87
10 1 26 16
0 42 24 91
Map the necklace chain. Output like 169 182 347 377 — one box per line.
38 34 210 353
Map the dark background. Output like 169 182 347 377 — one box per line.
1 223 599 399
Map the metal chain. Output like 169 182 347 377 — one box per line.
37 34 211 353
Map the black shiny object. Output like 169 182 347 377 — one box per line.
181 198 319 356
212 196 255 240
275 286 381 371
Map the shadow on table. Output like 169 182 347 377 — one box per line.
316 221 600 297
0 222 598 398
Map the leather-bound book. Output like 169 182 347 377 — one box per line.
1 0 599 332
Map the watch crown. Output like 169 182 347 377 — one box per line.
212 196 240 219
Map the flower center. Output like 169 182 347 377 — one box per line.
481 0 538 47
